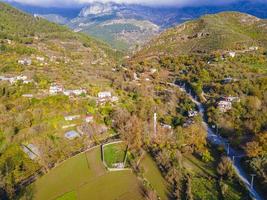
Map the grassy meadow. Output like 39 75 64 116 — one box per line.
33 146 144 200
140 154 170 200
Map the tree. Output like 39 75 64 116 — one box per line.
245 141 263 158
217 157 234 179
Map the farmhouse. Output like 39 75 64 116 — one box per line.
64 130 80 140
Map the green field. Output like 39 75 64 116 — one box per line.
140 154 170 200
33 146 144 200
103 142 127 168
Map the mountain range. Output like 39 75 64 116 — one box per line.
6 1 267 51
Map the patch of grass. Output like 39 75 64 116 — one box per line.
77 171 144 200
33 147 144 200
103 142 127 168
140 153 169 200
56 191 77 200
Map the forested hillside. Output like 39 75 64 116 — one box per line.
133 12 267 59
120 12 267 199
0 3 123 199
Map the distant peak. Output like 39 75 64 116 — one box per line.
78 1 123 17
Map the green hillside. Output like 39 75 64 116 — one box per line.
0 3 124 199
133 12 267 59
120 12 267 199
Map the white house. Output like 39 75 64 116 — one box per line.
64 115 80 121
18 58 32 66
111 96 119 103
150 68 157 74
22 94 34 98
228 51 236 58
98 91 112 99
49 84 64 95
63 89 86 96
36 56 45 62
223 96 240 103
249 46 259 51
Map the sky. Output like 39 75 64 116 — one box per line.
4 0 267 8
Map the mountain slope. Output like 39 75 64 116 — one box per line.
125 12 267 198
0 2 121 86
68 2 160 51
0 3 122 199
133 12 267 59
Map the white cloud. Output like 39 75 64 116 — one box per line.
4 0 266 8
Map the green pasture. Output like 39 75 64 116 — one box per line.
140 153 170 200
103 142 127 168
33 146 144 200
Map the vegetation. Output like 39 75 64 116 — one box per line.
103 142 127 168
34 147 144 200
0 3 266 200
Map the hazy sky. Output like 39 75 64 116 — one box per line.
4 0 267 7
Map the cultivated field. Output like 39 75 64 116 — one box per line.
33 146 144 200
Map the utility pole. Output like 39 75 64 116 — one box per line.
226 143 230 155
250 174 256 189
154 112 157 135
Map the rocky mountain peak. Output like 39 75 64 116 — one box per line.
78 2 122 17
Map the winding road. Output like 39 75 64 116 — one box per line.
176 82 264 200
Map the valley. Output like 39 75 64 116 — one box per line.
0 1 266 200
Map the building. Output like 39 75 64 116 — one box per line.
85 115 94 123
98 91 112 99
188 110 198 117
111 96 119 103
161 123 172 129
36 56 45 62
22 94 34 98
228 51 236 58
223 96 240 103
217 101 232 112
223 77 233 84
64 115 80 121
49 84 64 95
64 130 80 140
63 89 86 96
18 58 32 66
249 46 259 51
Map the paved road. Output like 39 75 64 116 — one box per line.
176 83 264 200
